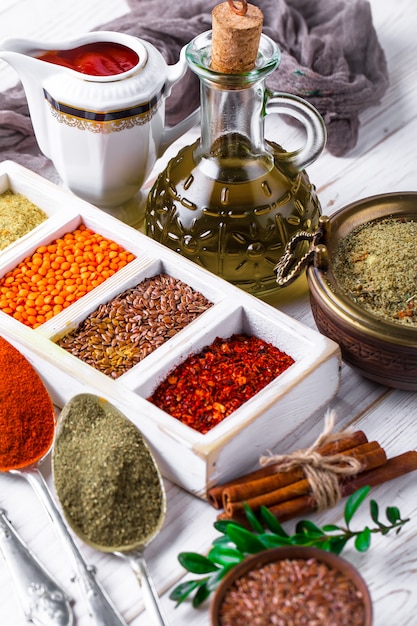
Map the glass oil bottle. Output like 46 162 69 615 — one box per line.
145 31 326 297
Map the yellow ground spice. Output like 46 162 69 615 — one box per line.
0 191 48 251
333 217 417 325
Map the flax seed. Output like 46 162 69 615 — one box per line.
219 558 366 626
57 273 212 378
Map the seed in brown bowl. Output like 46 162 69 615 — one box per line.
218 558 366 626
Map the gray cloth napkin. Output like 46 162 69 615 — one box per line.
0 0 389 176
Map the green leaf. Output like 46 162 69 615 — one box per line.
296 520 325 536
314 538 338 552
192 582 211 607
257 533 292 549
226 523 266 554
289 532 316 546
208 545 244 566
386 506 401 524
244 503 264 533
327 536 349 555
212 535 233 547
355 527 371 552
206 563 236 592
169 579 205 606
370 499 390 532
214 518 248 533
322 524 342 532
313 539 332 552
178 552 219 574
344 485 371 527
213 519 237 534
370 499 379 524
259 506 289 537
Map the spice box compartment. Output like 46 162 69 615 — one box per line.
0 161 77 259
0 160 342 496
121 299 342 495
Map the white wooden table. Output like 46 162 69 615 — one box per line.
1 1 417 625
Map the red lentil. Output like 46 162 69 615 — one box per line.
0 224 135 328
148 333 294 434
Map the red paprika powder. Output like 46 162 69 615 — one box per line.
148 333 295 434
0 336 55 471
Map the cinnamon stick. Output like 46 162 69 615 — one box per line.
223 441 379 510
207 430 369 509
224 443 387 518
218 451 417 524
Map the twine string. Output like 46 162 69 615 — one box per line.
259 411 362 510
227 0 248 16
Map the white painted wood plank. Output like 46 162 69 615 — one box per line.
1 0 417 625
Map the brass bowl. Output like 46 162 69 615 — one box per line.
210 546 372 626
306 192 417 390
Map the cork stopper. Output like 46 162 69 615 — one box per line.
211 0 263 74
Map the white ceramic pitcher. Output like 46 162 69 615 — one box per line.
0 31 199 221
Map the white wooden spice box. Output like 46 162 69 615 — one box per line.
0 160 341 497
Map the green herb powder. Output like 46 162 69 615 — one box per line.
0 190 48 251
53 395 164 548
333 217 417 325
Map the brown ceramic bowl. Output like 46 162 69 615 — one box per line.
211 546 372 626
307 192 417 390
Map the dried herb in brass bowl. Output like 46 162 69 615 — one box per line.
306 192 417 390
210 546 372 626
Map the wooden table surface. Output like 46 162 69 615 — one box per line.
1 1 417 625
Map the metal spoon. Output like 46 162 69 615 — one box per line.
0 356 128 625
0 335 130 626
0 507 72 626
52 394 169 626
5 463 129 626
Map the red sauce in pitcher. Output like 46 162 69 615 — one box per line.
38 42 139 76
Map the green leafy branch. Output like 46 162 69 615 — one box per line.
170 485 410 608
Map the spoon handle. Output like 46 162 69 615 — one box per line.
0 507 73 626
20 468 128 626
125 551 169 626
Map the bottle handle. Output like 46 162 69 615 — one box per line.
274 216 331 287
265 91 327 171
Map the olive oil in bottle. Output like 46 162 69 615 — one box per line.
145 31 325 297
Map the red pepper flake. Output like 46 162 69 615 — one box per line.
148 334 294 434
